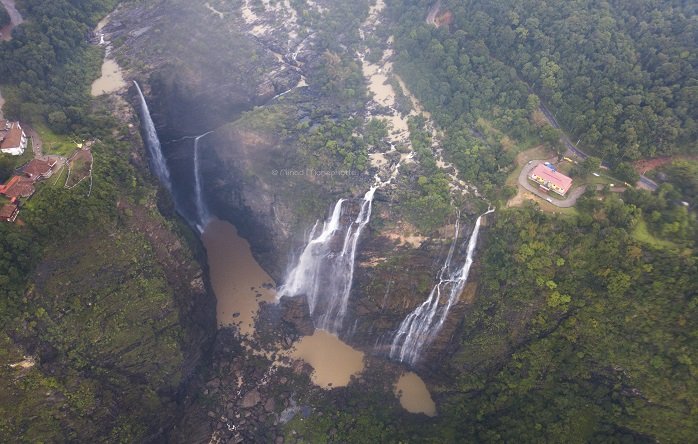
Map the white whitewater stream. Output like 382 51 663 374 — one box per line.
390 208 494 365
277 187 377 333
134 81 172 192
193 131 213 232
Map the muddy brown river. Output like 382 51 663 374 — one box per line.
201 218 436 409
201 218 276 335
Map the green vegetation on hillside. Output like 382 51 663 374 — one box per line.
0 1 213 442
288 198 697 442
0 120 210 441
0 0 116 132
387 0 697 199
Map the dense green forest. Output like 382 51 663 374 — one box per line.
0 0 117 132
387 0 697 175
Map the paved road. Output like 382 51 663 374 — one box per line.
518 160 586 208
538 101 658 191
538 104 588 159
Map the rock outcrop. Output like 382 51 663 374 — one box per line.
108 0 485 368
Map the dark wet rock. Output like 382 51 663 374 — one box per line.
278 297 314 337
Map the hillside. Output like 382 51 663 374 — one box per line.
0 0 695 442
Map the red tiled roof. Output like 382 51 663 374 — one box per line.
0 122 23 149
23 158 53 178
0 203 18 219
0 175 34 198
530 164 573 193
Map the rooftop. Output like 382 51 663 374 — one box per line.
0 202 19 219
530 163 573 192
22 158 55 178
0 122 24 149
0 175 35 198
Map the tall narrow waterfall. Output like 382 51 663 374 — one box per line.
133 81 171 192
390 208 494 365
277 187 377 333
193 131 213 232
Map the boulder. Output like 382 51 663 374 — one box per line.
240 389 261 408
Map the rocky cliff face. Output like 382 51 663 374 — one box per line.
108 0 487 366
0 89 217 441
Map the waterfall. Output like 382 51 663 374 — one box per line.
390 208 494 365
277 187 377 333
133 81 171 192
193 131 213 232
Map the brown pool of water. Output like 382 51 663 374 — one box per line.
201 218 276 335
286 329 365 388
91 59 126 96
394 371 436 416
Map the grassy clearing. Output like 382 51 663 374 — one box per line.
632 218 678 250
34 123 78 157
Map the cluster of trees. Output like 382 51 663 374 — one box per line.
447 204 696 442
314 50 367 108
385 0 535 195
297 116 370 172
655 160 698 203
0 0 116 132
399 116 454 231
624 184 697 246
440 0 696 160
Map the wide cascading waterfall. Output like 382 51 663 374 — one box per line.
390 208 494 365
277 187 377 333
133 81 171 192
193 131 213 232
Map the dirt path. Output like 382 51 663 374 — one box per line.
26 127 43 157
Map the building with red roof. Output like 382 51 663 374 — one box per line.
0 175 35 198
529 163 573 196
22 158 57 181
